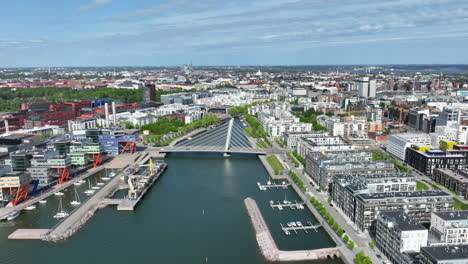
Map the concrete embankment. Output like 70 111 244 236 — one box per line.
244 197 341 262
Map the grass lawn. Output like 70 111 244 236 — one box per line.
257 140 267 148
266 155 284 175
416 180 429 190
453 198 468 210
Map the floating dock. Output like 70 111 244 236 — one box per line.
280 222 322 235
257 181 290 191
270 200 305 210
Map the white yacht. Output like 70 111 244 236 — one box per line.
53 199 69 219
102 177 111 181
109 172 116 177
24 205 36 211
54 191 64 196
97 182 104 186
39 200 47 204
92 186 100 190
296 221 302 227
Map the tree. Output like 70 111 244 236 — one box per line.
333 223 339 231
328 196 332 203
343 235 349 243
369 240 375 249
347 240 355 249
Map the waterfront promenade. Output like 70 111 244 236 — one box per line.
244 197 340 262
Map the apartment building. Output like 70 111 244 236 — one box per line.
430 211 468 245
354 190 453 230
375 211 428 264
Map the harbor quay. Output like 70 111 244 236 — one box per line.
7 157 167 242
244 197 340 262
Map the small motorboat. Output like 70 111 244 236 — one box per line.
296 221 302 227
97 182 104 186
92 186 100 190
7 210 21 221
39 200 47 204
102 177 111 181
84 189 95 195
54 191 64 196
109 172 116 177
24 205 37 211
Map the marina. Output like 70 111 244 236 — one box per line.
0 154 341 264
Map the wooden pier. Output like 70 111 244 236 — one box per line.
270 201 304 210
257 182 290 191
280 222 322 235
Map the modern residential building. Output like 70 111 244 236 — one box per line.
357 77 376 98
282 131 329 149
27 151 71 186
354 190 453 230
0 171 31 202
297 136 354 158
433 169 468 199
375 211 428 264
387 133 432 161
430 211 468 245
405 148 466 177
332 173 416 221
420 244 468 264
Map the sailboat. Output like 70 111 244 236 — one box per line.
102 170 111 181
70 187 81 206
84 180 95 195
53 199 69 219
283 192 290 204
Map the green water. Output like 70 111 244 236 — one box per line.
0 154 342 264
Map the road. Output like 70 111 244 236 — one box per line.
267 138 389 264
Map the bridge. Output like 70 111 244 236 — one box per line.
159 118 266 155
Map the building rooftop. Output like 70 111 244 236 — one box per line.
433 210 468 221
357 190 450 200
380 211 427 231
421 245 468 261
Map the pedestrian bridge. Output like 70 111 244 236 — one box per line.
160 118 265 155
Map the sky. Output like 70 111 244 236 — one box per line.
1 0 468 67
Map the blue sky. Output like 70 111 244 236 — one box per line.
1 0 468 66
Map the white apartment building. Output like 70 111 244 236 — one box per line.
387 133 432 161
430 211 468 245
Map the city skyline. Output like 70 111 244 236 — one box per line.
2 0 468 67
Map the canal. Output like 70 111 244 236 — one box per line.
0 154 342 264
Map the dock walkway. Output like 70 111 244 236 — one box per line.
244 197 340 262
43 169 122 242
